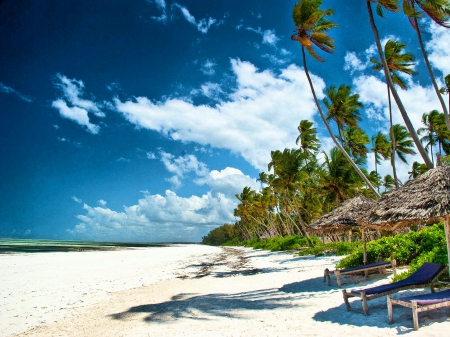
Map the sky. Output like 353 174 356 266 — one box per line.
0 0 449 243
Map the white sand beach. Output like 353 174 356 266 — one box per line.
1 245 449 336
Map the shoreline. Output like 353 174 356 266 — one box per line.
1 245 448 336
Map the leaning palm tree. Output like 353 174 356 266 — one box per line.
296 119 321 158
292 0 380 198
402 0 450 131
371 39 418 180
387 124 417 188
418 109 440 165
366 0 433 168
323 84 363 141
371 131 390 192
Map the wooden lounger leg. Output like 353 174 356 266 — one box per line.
360 291 370 315
412 301 420 331
342 289 351 311
335 270 342 287
324 268 331 286
392 259 397 276
387 295 394 324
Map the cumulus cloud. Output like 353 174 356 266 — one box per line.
67 157 258 242
0 82 32 102
52 74 104 134
115 59 323 170
426 24 450 76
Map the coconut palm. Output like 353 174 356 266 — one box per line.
340 126 370 162
371 39 418 178
323 84 363 141
382 174 395 192
408 161 429 179
292 0 380 198
371 131 390 192
387 124 417 188
402 0 450 131
320 147 361 207
418 110 441 165
366 0 433 168
296 119 321 157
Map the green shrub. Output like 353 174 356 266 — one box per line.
336 223 447 280
298 241 361 257
239 235 321 251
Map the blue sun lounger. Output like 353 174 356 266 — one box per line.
387 288 450 330
342 263 447 315
324 260 396 287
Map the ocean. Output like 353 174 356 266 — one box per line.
0 238 170 254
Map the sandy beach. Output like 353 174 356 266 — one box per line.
1 245 449 336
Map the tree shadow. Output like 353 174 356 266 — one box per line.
109 288 298 323
279 276 343 293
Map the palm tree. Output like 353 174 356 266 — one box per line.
320 147 361 206
292 0 380 198
402 0 450 131
418 110 440 165
408 161 429 179
340 126 370 162
371 131 390 192
371 39 418 179
366 0 433 168
382 174 395 192
323 84 363 141
296 120 321 157
387 124 417 188
268 148 314 246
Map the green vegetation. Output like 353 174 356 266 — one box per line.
240 235 322 251
201 224 236 246
297 241 361 257
335 223 447 282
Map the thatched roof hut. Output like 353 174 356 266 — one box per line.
359 166 450 231
307 195 377 234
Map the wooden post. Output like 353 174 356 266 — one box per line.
362 228 368 278
445 216 450 278
412 301 419 331
387 295 394 324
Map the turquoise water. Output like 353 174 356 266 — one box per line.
0 238 169 254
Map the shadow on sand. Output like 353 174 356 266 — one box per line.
109 288 299 323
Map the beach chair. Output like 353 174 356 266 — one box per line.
324 260 396 287
387 288 450 330
342 263 447 315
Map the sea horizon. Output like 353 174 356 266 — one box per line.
0 238 201 254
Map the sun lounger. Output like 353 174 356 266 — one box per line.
342 263 447 315
324 260 396 287
387 288 450 330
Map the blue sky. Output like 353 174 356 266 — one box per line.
1 0 449 242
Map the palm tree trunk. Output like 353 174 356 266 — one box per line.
301 46 381 199
387 84 399 189
412 13 450 132
367 1 433 169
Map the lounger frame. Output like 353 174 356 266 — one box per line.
324 260 396 287
387 291 450 331
342 265 448 315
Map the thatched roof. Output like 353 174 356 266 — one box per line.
359 165 450 230
307 195 377 234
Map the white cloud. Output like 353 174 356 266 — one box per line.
149 0 168 22
262 29 279 46
72 196 82 203
246 27 280 47
67 160 258 242
146 151 157 159
115 59 323 170
52 74 104 134
0 82 32 102
172 3 217 33
98 199 107 206
426 23 450 76
200 59 216 75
